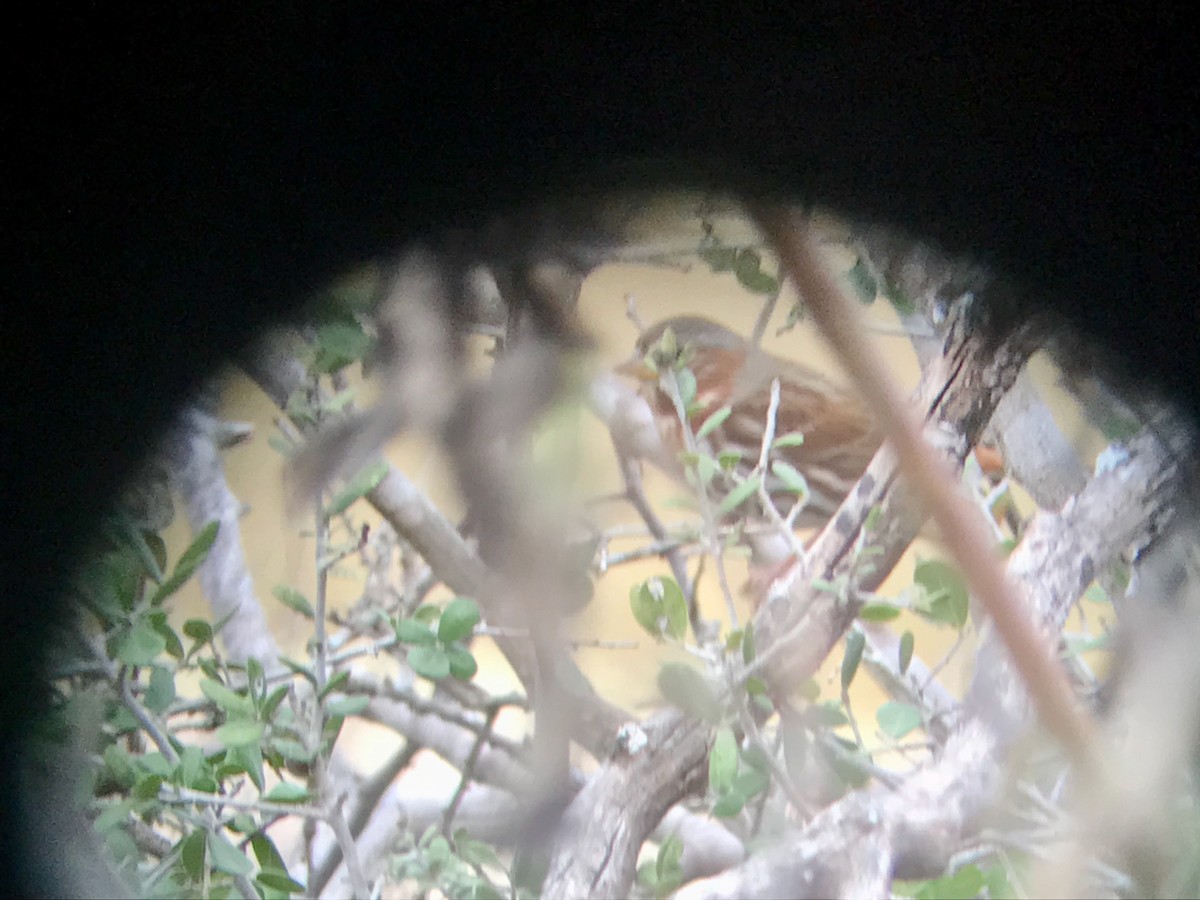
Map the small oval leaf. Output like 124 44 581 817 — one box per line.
717 475 763 517
263 782 311 804
437 596 481 643
899 630 915 675
273 586 314 619
395 618 438 645
770 459 810 496
216 719 264 749
695 405 732 441
326 460 389 517
841 631 865 690
408 645 451 681
709 727 739 794
858 603 903 622
208 831 254 876
445 643 479 680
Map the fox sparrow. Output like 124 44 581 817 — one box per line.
618 315 885 529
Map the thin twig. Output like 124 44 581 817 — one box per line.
120 674 179 766
754 377 808 563
325 787 369 899
160 786 324 820
442 703 502 837
618 451 702 632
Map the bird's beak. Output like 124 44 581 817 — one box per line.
615 355 659 382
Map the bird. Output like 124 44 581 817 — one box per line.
616 315 885 530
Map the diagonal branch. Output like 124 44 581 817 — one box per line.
247 345 629 760
675 424 1186 899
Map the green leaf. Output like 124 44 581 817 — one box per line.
711 790 746 818
154 619 184 659
256 869 306 894
132 773 164 801
717 448 744 470
263 782 311 804
717 475 763 517
913 559 970 629
695 405 732 441
116 620 167 666
745 676 767 696
630 581 663 639
325 460 389 517
279 657 317 687
809 702 849 728
137 752 174 779
133 528 168 583
446 643 479 680
395 618 438 645
858 603 902 622
208 831 254 877
151 521 219 605
709 727 739 793
311 320 372 373
183 618 213 645
248 835 285 878
733 767 771 798
1084 583 1111 604
229 742 265 791
742 622 756 664
102 745 137 792
735 248 778 294
438 596 481 643
657 662 722 723
877 701 923 739
908 864 987 900
675 367 697 407
271 738 314 763
324 695 368 718
216 719 264 749
882 278 915 315
771 459 810 495
658 831 684 874
267 433 297 458
317 669 350 700
145 666 176 713
699 245 738 272
179 829 207 880
899 630 915 675
408 645 451 680
94 798 135 834
200 679 255 716
413 603 441 625
846 257 878 303
772 430 806 449
637 861 660 891
656 832 684 892
841 631 865 689
177 745 208 791
320 386 359 414
273 586 314 619
657 577 689 640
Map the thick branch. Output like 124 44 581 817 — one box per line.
541 711 710 899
